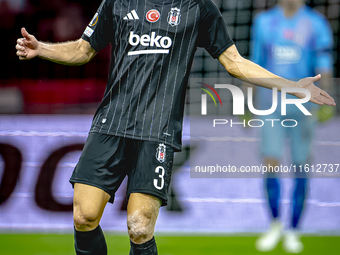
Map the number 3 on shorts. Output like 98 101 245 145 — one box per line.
154 166 165 190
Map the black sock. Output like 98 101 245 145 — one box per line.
74 225 107 255
129 237 158 255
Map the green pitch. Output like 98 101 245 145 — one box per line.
0 234 339 255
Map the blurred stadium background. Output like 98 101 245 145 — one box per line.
0 0 339 254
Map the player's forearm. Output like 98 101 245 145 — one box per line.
37 40 95 66
223 55 297 90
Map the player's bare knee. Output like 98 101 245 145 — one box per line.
127 210 154 244
73 206 100 231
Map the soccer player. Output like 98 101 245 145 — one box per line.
15 0 334 254
250 0 334 253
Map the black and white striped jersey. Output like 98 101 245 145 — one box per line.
82 0 233 151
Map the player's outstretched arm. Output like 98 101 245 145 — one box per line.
16 28 97 66
218 45 335 106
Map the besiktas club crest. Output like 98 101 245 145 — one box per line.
156 143 166 163
167 8 181 27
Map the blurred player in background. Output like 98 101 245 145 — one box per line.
250 0 334 253
16 0 334 254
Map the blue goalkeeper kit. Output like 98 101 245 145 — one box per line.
250 5 333 227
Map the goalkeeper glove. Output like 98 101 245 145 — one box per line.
318 105 335 123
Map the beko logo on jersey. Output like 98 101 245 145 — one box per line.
128 31 172 56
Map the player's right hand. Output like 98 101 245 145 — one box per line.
16 28 39 60
296 74 336 107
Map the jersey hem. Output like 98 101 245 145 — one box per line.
89 130 182 152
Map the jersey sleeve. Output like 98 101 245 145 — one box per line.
250 15 265 66
197 0 234 59
313 15 333 73
81 0 115 52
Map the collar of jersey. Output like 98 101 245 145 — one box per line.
276 4 307 21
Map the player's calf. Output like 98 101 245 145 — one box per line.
74 225 107 255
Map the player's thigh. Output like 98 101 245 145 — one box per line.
73 183 110 230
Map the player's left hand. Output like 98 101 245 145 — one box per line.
295 74 335 106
